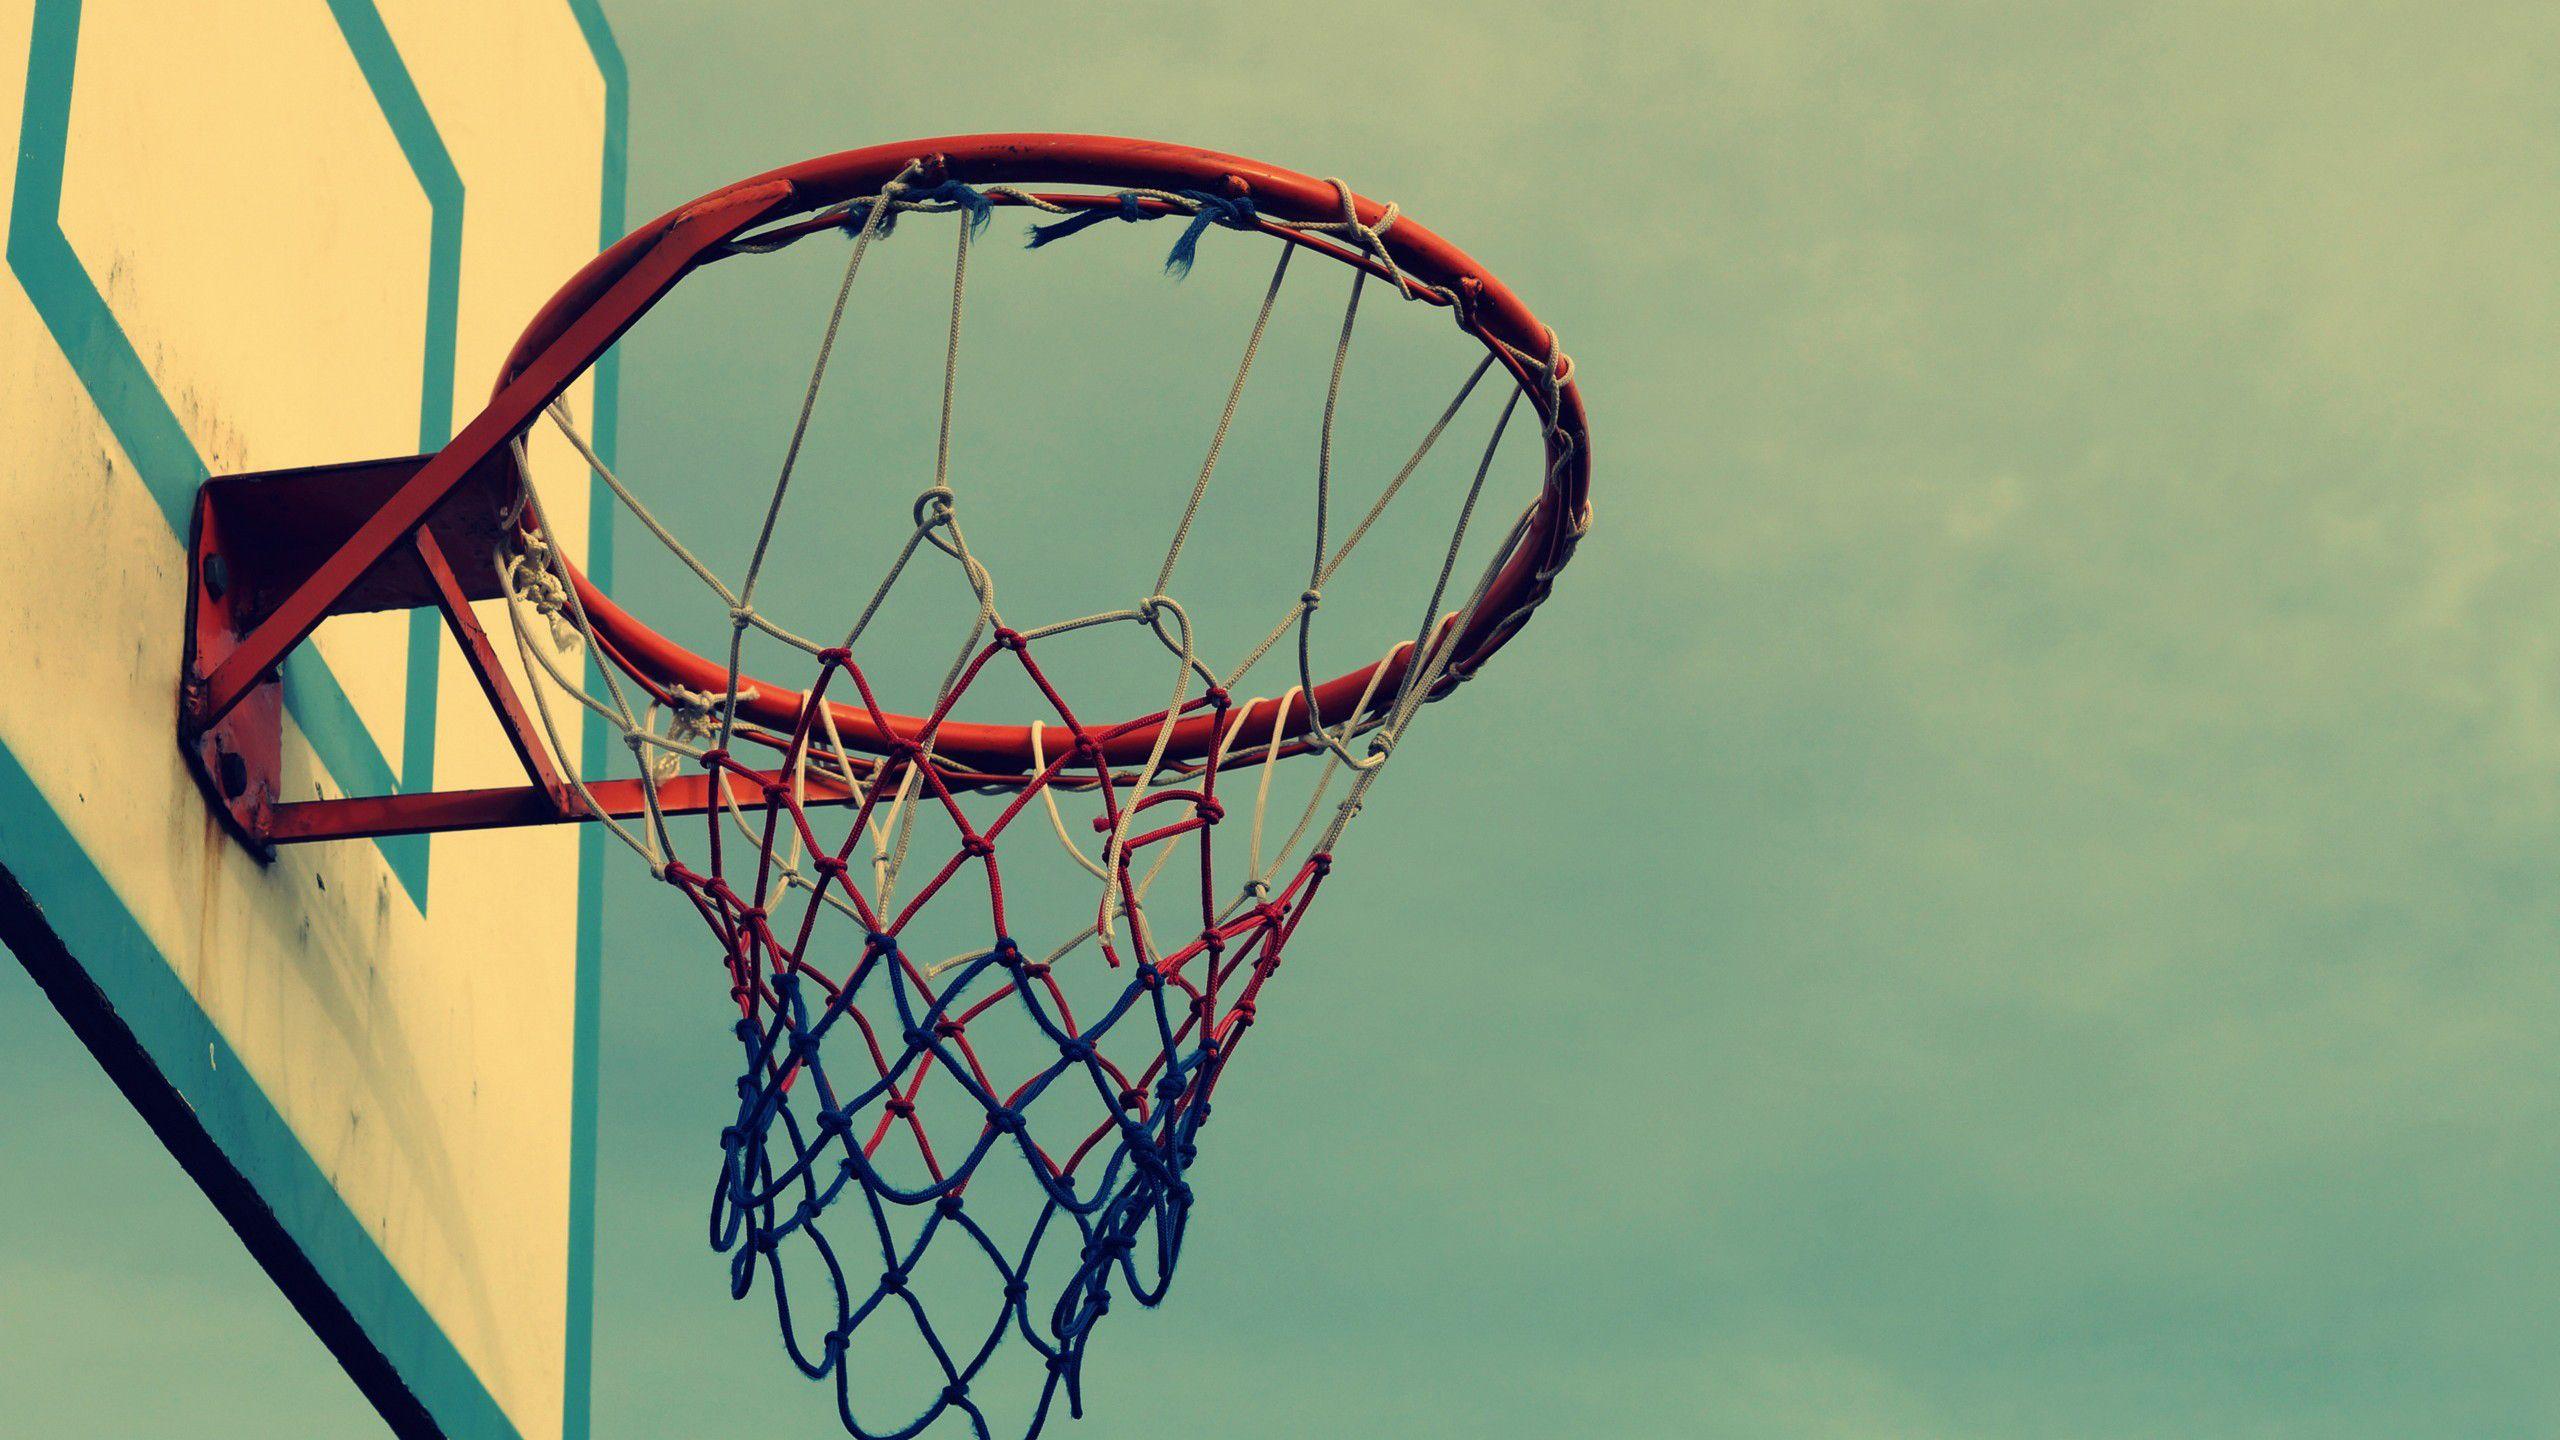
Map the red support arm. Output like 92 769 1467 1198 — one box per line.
413 527 570 811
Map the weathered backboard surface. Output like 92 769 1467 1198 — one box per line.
0 3 622 1437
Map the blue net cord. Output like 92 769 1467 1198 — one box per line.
1024 188 1262 276
831 178 997 243
668 639 1331 1439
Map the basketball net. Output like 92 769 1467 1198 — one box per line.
498 156 1582 1439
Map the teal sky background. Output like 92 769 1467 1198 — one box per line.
9 3 2560 1436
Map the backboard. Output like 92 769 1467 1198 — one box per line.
0 4 621 1438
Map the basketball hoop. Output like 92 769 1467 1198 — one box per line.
177 134 1587 1438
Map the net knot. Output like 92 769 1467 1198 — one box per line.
1192 797 1225 824
993 626 1027 652
941 1382 971 1408
658 685 745 781
815 645 852 668
884 1097 917 1119
911 177 994 235
1058 1036 1095 1062
936 1193 967 1218
912 486 957 527
1299 586 1323 611
959 833 995 859
833 197 898 238
1165 188 1258 277
989 1107 1027 1135
509 550 584 650
1322 175 1417 298
879 1269 909 1295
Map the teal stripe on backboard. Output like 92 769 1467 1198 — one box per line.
322 0 470 908
559 1 627 1436
0 737 517 1437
